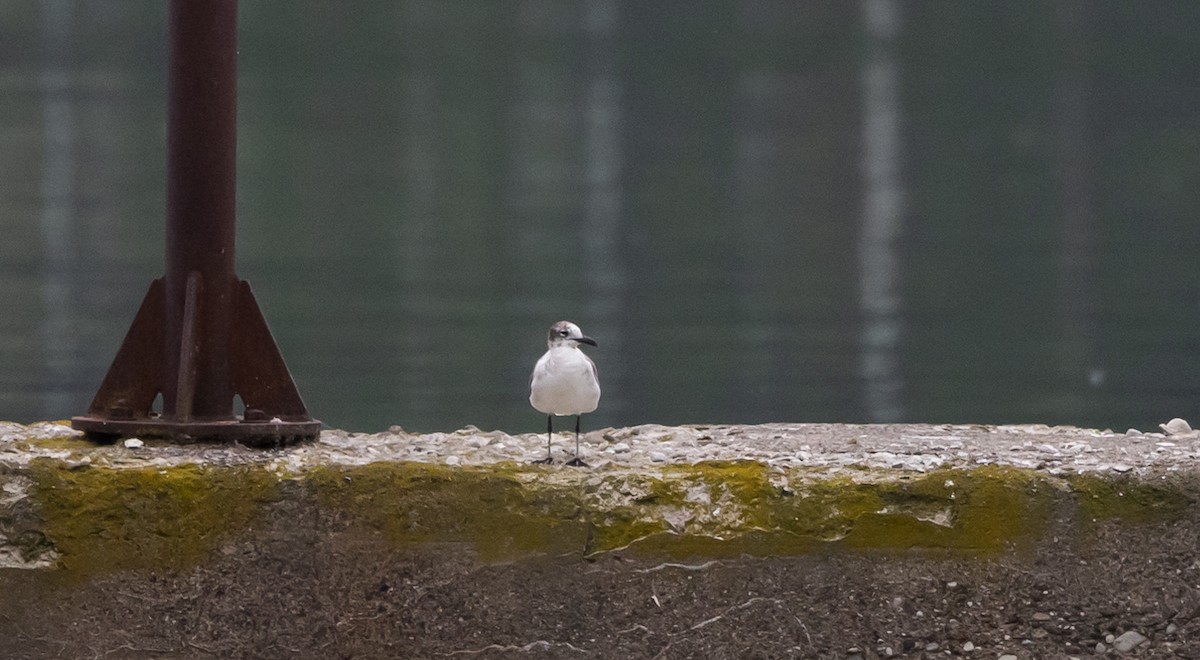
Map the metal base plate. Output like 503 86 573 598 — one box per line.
71 415 322 447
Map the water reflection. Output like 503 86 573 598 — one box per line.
38 0 78 419
579 0 630 415
858 0 904 422
2 1 1199 433
1052 0 1102 415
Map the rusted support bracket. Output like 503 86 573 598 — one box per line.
72 0 320 444
72 277 320 444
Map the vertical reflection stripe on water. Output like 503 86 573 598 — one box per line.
858 0 904 422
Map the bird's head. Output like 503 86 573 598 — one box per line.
547 320 597 349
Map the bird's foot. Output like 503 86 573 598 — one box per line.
530 456 554 465
565 457 589 468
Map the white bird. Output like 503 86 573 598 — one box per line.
529 320 601 466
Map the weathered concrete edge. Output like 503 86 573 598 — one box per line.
2 421 1199 577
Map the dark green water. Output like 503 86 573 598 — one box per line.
2 1 1199 433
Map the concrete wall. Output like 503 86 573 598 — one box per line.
2 421 1199 658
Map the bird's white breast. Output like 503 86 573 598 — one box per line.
529 347 601 416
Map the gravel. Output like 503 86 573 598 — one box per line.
6 419 1200 477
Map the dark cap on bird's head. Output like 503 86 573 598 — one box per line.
548 320 597 347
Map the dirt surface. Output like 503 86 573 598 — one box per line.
2 505 1199 659
2 420 1200 658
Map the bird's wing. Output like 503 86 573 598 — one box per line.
529 352 549 389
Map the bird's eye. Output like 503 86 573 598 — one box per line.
559 330 569 336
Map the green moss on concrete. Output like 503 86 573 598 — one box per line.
13 433 97 454
307 462 590 561
307 461 1057 561
579 463 792 554
580 472 675 554
29 460 279 577
612 465 1052 558
1070 474 1192 523
21 456 1194 574
841 466 1051 553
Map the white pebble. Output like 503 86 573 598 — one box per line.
123 438 144 449
445 455 461 466
1112 631 1147 652
1160 418 1192 435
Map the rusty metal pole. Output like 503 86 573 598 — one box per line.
72 0 321 444
163 0 238 422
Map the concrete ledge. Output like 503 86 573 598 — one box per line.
3 421 1200 657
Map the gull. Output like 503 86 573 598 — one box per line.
529 321 601 466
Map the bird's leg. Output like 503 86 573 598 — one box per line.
531 415 554 464
566 415 589 467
